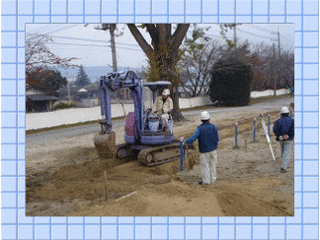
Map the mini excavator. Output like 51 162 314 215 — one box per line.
93 71 189 166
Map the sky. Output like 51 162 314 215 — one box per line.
26 23 295 69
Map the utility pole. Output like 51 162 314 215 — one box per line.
96 24 125 101
234 24 237 47
67 69 71 104
273 43 277 95
277 27 281 95
96 24 118 72
233 24 237 59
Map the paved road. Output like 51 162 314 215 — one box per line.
27 96 293 145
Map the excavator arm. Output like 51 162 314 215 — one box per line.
94 71 144 157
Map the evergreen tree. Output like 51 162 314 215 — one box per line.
209 57 252 106
75 65 91 88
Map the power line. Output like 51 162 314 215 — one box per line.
47 42 109 47
45 25 78 35
30 34 140 47
117 46 143 51
246 25 277 35
47 42 143 51
110 41 139 47
237 28 277 41
29 24 61 34
30 34 108 43
28 24 51 34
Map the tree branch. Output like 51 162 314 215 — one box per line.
172 24 190 54
127 24 154 58
145 24 158 49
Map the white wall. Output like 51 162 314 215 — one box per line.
276 89 290 96
250 89 290 98
26 89 290 130
179 98 191 109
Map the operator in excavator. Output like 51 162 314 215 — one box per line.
151 89 173 132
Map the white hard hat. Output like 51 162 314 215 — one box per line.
162 89 170 96
200 111 210 120
280 106 290 114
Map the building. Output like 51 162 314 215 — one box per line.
26 85 59 112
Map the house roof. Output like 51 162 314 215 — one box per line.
27 94 59 101
78 88 88 93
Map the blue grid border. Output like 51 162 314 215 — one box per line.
1 0 319 239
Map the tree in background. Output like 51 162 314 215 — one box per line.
26 33 77 98
75 65 91 88
219 24 238 49
179 25 223 97
27 68 67 96
248 43 294 91
279 51 294 89
26 34 77 74
209 56 252 106
127 24 190 121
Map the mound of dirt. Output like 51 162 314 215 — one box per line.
75 180 224 216
26 96 294 216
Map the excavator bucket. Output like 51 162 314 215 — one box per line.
93 131 116 157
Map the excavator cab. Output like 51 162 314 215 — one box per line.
143 108 173 133
142 81 174 134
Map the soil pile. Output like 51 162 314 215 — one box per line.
26 96 294 216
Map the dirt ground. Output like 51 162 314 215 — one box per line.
26 98 294 216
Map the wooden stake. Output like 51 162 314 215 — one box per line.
245 139 247 153
103 170 108 201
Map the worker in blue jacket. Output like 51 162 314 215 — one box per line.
180 111 219 185
273 106 294 173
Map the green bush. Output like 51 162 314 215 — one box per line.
209 57 252 106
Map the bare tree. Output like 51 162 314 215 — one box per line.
180 39 223 97
249 43 293 91
127 24 190 121
26 34 77 74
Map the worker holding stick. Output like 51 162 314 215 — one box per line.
180 111 219 185
273 106 294 173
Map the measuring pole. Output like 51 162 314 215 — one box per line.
260 115 276 161
234 122 238 148
268 115 271 136
277 27 281 95
180 142 184 171
253 118 256 142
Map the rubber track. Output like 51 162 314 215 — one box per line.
115 143 133 158
137 142 181 167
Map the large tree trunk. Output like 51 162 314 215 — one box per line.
127 24 190 121
171 81 185 121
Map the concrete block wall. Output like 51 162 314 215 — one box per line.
276 89 290 95
179 98 191 109
122 104 134 115
250 89 290 98
250 90 274 98
111 104 125 118
26 89 290 130
189 97 202 108
27 107 101 130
